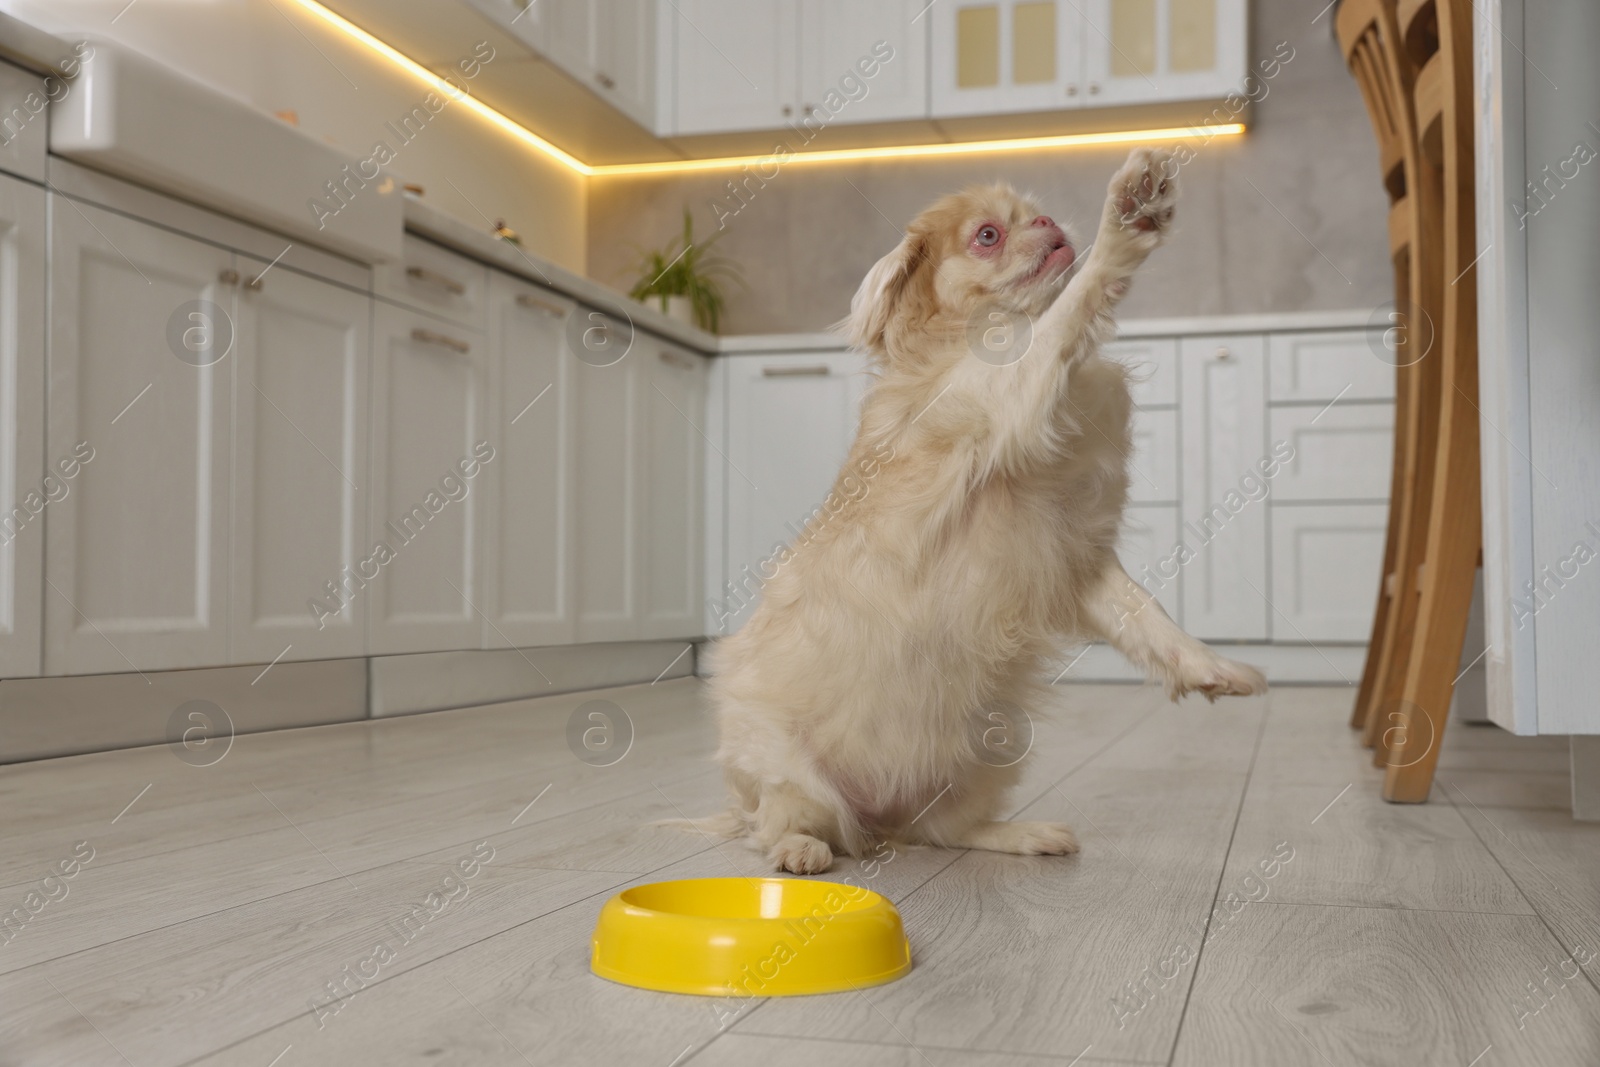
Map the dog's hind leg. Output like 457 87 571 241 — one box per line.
1081 555 1266 701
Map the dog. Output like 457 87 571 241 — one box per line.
700 147 1267 875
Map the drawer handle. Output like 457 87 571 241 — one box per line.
761 364 830 377
516 293 567 316
595 71 616 90
406 266 466 295
659 350 698 371
1214 347 1233 362
411 328 471 354
218 268 239 286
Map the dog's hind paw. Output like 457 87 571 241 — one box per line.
956 820 1080 856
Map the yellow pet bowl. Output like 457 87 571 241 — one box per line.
590 877 911 996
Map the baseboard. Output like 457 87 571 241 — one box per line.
0 658 367 764
367 640 699 717
0 640 701 763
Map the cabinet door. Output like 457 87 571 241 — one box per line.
571 309 642 641
720 351 870 633
797 0 928 125
1178 335 1267 640
640 343 708 638
1119 504 1181 620
1080 0 1246 105
1270 505 1387 642
0 174 44 678
368 306 488 656
482 276 575 648
593 0 659 130
232 264 370 663
930 0 1083 116
45 195 234 674
671 0 797 135
1268 403 1394 503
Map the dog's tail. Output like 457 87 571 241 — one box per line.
651 809 747 840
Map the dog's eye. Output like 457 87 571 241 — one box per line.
975 225 1001 247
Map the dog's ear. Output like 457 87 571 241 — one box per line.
844 232 926 354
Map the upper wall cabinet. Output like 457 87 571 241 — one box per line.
931 0 1245 116
541 0 663 131
668 0 929 135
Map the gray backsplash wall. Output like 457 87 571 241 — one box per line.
586 4 1392 336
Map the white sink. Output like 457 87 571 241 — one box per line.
49 38 403 262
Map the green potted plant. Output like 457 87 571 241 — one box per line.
628 208 740 333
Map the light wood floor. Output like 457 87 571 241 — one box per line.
2 678 1596 1065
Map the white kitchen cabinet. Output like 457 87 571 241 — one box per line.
719 350 870 632
1178 334 1268 641
1079 0 1247 106
669 0 796 135
1268 403 1394 503
796 0 929 125
1119 504 1181 620
0 173 44 678
537 0 661 131
1270 504 1388 643
368 304 488 656
481 276 576 648
930 0 1244 117
1268 329 1395 403
670 0 927 135
572 309 643 642
44 194 235 675
1106 336 1178 408
231 262 370 663
639 342 709 638
1127 406 1178 503
931 0 1084 116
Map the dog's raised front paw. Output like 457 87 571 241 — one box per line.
1108 147 1178 236
1170 652 1267 703
769 833 834 874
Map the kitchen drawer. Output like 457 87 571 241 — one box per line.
1118 504 1181 621
1269 329 1395 402
375 235 489 330
1270 403 1394 501
1105 338 1177 408
1128 407 1178 504
1270 504 1388 642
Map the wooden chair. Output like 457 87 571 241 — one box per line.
1336 0 1443 760
1379 0 1481 800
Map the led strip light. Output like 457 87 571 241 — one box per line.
286 0 1246 178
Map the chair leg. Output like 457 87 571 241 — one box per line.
1384 334 1481 801
1352 362 1413 732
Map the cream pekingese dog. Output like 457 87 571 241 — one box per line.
702 148 1266 874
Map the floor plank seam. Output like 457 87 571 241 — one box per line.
706 1025 1169 1063
1006 704 1162 820
165 839 731 1067
1160 700 1272 1067
1441 778 1600 1003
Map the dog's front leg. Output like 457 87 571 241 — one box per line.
1081 554 1267 701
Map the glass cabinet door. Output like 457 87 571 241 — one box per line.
930 0 1085 116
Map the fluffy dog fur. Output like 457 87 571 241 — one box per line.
701 148 1266 874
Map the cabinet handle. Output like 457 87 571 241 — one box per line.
516 293 566 316
1066 84 1078 96
1089 83 1101 95
803 104 815 115
406 265 467 295
659 350 698 371
218 268 240 287
412 327 471 354
781 104 793 117
1214 346 1233 362
762 364 830 377
594 71 616 90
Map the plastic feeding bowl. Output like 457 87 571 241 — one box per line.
590 877 912 996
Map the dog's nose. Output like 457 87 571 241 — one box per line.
1030 215 1056 229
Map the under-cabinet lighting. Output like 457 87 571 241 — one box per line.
286 0 1246 179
